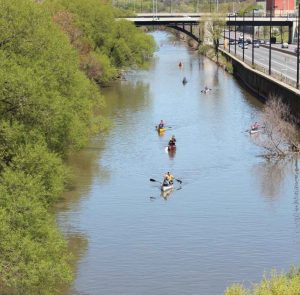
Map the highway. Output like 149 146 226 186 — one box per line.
224 32 299 84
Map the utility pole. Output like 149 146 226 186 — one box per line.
243 12 245 62
252 9 258 66
268 0 273 75
235 13 237 55
297 2 300 88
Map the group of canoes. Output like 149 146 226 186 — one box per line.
155 120 177 192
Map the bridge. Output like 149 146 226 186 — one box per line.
121 13 297 44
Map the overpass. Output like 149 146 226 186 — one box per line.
121 14 297 44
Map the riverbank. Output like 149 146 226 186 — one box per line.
0 0 155 294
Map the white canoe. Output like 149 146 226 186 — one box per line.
161 184 174 192
250 129 260 134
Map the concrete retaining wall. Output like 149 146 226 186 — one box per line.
220 49 300 117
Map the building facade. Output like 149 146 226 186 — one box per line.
265 0 296 15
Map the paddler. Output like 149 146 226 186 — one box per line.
163 172 174 185
158 120 165 129
168 135 176 147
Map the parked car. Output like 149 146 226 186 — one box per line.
281 42 289 48
259 39 265 44
253 42 260 48
294 47 300 54
229 39 237 45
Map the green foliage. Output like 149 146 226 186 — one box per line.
0 169 72 295
224 283 247 295
46 0 156 84
0 0 154 293
224 269 300 295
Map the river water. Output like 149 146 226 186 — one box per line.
58 31 300 295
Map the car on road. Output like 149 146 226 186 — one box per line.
294 47 300 54
253 42 260 48
229 39 237 45
259 39 265 44
239 42 248 49
281 42 289 48
246 37 252 44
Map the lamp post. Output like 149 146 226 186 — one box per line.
229 14 231 53
235 13 237 55
243 11 245 62
252 9 258 66
224 23 226 50
297 2 300 88
268 0 273 75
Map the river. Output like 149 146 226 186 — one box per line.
57 31 300 295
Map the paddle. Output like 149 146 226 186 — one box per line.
150 178 182 185
150 178 162 184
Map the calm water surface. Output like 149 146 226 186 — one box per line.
58 31 300 295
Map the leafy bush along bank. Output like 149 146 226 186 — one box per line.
46 0 156 84
0 0 155 294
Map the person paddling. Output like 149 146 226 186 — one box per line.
168 135 176 147
158 120 165 129
251 122 260 131
163 172 174 185
179 61 183 68
182 77 187 84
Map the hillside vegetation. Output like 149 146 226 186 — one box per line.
0 0 155 294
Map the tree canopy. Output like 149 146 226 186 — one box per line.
0 0 155 293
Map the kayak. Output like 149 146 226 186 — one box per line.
157 127 166 133
161 184 174 192
168 145 176 151
250 128 260 134
201 88 212 94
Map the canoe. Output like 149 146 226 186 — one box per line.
250 129 260 134
168 145 176 151
161 184 174 192
157 127 166 133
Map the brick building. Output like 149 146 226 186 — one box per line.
265 0 296 15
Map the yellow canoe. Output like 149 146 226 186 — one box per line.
157 127 165 133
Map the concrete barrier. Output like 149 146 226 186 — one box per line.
220 48 300 117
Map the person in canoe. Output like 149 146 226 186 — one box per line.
158 120 165 129
163 171 174 185
201 86 211 93
251 122 260 131
182 77 187 84
179 61 183 68
168 135 176 147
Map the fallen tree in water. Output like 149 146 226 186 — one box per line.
251 95 300 159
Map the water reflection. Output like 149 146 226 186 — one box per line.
293 159 300 232
254 159 287 200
